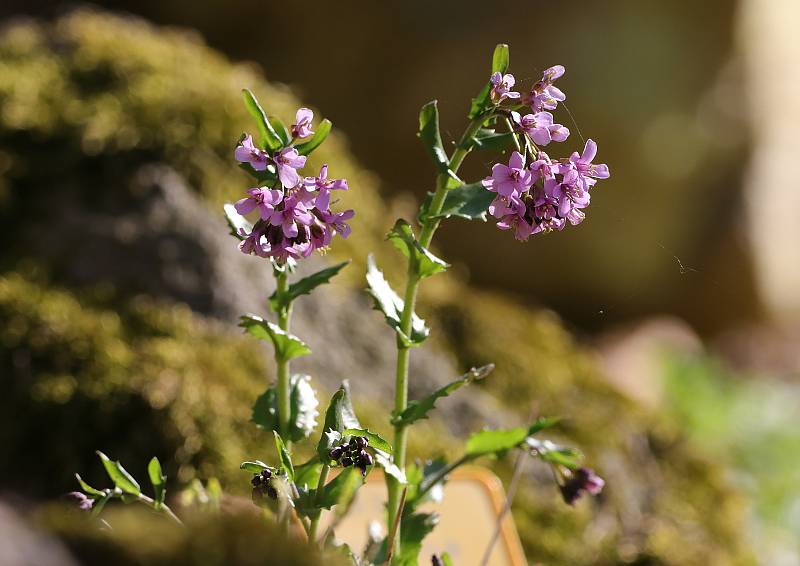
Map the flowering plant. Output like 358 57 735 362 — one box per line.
70 44 609 564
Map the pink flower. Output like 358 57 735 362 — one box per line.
481 151 533 198
291 108 315 139
274 147 307 188
234 187 283 220
489 72 520 103
235 134 270 171
304 165 349 210
524 65 566 112
512 111 569 146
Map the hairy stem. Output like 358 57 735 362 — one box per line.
307 464 331 544
386 113 487 556
275 268 292 447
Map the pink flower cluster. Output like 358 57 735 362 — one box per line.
233 108 354 262
483 141 609 240
483 65 610 240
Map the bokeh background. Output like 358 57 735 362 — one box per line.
1 1 798 564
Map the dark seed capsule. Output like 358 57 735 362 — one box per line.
251 474 262 487
355 436 368 448
341 456 353 467
329 446 343 461
261 468 272 479
361 452 374 466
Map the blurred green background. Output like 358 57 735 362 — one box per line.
0 1 798 565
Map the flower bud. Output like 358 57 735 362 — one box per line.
559 467 604 505
341 456 353 467
329 446 343 461
251 474 263 487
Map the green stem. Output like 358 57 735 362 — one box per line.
137 494 184 526
275 268 292 448
386 113 488 556
307 464 331 544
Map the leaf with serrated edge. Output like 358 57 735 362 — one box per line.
269 260 350 312
365 255 429 346
386 220 449 279
240 315 311 361
393 364 494 426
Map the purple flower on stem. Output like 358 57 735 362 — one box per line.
319 208 355 239
559 467 604 505
567 139 610 188
274 147 307 188
304 165 349 210
524 65 566 112
512 111 570 146
65 492 94 512
291 107 315 139
235 134 270 171
482 151 533 197
489 72 521 103
269 194 313 238
234 187 283 220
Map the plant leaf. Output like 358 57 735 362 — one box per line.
386 219 449 279
268 115 291 146
269 260 350 312
393 364 494 427
343 428 393 455
296 118 332 156
526 437 583 470
75 474 105 498
465 417 561 458
147 457 166 509
240 314 311 362
417 100 449 173
314 467 364 510
469 129 516 152
242 88 283 151
468 44 509 119
96 451 140 496
365 255 429 347
418 182 495 224
251 374 319 442
491 43 510 74
374 450 406 484
223 203 253 241
294 458 323 490
240 460 269 473
273 431 295 483
316 383 361 460
395 512 439 566
90 490 114 518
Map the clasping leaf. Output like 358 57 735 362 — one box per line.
240 314 311 362
386 220 449 279
365 255 429 347
418 182 495 224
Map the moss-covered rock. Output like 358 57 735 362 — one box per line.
0 9 752 564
